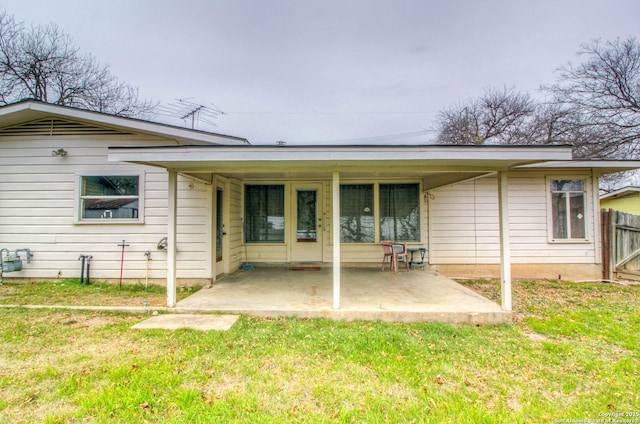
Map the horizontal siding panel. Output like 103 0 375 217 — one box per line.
510 231 547 240
430 244 478 252
0 225 162 233
0 234 58 243
475 216 498 225
0 182 75 191
0 210 73 219
0 165 148 174
430 250 477 259
176 216 208 225
177 207 207 217
0 199 74 208
0 173 72 183
431 231 476 240
511 212 546 221
511 243 594 252
145 190 171 199
246 245 288 261
430 215 476 224
512 256 594 264
510 196 547 204
510 220 547 229
0 190 75 200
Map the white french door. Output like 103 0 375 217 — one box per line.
290 183 324 262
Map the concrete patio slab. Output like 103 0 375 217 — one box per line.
175 267 511 325
132 314 239 331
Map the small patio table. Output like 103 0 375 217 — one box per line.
408 247 427 270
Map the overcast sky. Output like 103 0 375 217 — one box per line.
2 0 639 144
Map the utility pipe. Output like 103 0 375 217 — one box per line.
144 251 151 289
117 240 129 288
78 255 86 284
85 255 92 285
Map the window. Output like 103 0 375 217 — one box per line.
339 183 421 243
380 183 420 241
79 175 141 222
296 190 317 241
340 184 374 242
550 179 586 240
244 185 285 242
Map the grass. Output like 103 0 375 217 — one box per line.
0 279 638 423
0 279 199 307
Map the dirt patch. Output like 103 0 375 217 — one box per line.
525 332 549 342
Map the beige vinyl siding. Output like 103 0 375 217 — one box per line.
245 244 289 262
0 133 211 282
509 171 596 263
227 177 244 272
175 177 210 279
428 172 597 266
429 181 481 263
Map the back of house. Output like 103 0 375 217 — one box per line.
2 100 639 289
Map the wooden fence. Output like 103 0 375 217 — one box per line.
601 209 640 281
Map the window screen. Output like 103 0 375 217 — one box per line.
340 184 374 242
380 183 420 241
244 185 285 242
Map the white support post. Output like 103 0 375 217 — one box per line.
332 171 341 309
591 170 601 265
167 170 178 308
498 171 512 311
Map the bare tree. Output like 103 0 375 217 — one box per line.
545 38 640 158
0 12 156 117
436 87 536 145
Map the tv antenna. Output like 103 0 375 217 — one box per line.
156 98 224 129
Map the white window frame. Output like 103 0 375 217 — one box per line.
546 176 589 243
75 172 145 224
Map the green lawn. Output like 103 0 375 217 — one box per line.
0 279 638 423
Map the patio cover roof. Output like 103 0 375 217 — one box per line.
515 159 640 175
108 144 575 183
107 143 640 313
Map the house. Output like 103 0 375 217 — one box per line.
1 100 639 311
600 186 640 215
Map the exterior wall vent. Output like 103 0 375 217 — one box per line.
0 118 133 136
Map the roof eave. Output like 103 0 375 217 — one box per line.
107 144 574 171
600 186 640 200
515 160 640 175
0 100 249 145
